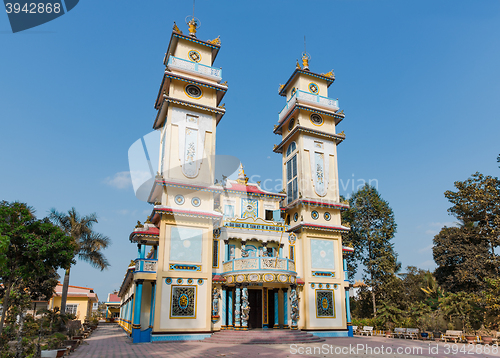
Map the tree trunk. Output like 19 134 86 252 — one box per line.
0 280 13 334
60 267 71 314
15 309 25 358
371 290 377 317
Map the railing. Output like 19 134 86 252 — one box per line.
222 257 296 273
167 56 222 82
278 90 339 122
135 259 157 273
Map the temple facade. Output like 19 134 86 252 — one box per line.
117 18 353 343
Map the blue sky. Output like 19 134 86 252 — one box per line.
1 0 499 302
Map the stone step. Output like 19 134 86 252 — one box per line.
204 330 325 344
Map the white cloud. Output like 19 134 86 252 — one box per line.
429 221 457 228
419 260 436 269
425 230 438 236
104 171 132 189
418 244 433 254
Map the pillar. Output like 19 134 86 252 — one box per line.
221 286 227 329
235 285 241 330
273 289 279 329
283 288 289 329
227 289 233 329
132 279 143 343
153 245 158 259
149 282 156 329
241 285 248 330
346 288 353 337
290 286 298 330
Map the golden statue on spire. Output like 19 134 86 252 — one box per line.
302 52 310 70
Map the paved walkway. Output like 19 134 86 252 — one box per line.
72 324 500 358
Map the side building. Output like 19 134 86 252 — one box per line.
117 18 353 343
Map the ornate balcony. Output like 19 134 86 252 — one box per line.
134 259 157 273
167 56 222 82
223 257 295 274
278 90 339 122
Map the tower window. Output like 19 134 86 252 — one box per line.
309 82 319 94
288 118 295 131
286 154 298 204
185 84 202 99
310 113 323 126
286 141 296 157
188 50 201 62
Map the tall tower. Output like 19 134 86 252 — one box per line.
147 19 227 340
273 53 351 334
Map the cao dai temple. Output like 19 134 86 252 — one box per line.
117 17 354 343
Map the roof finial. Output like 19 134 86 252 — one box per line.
302 35 310 71
185 1 201 38
238 163 245 180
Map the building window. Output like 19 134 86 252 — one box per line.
185 84 203 99
265 210 273 221
229 244 235 260
224 205 235 219
286 141 296 157
66 304 78 315
289 245 295 261
286 154 298 204
213 240 219 268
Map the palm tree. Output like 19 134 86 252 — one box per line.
49 208 110 315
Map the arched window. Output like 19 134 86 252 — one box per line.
286 141 296 157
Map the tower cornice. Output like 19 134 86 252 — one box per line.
279 69 335 97
273 125 345 154
154 72 228 110
153 96 226 130
273 105 345 135
164 32 221 67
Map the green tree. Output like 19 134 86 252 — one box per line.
434 172 500 292
439 291 484 333
343 184 398 317
49 208 110 314
480 278 500 330
0 201 75 335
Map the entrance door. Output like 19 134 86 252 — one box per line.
248 289 262 329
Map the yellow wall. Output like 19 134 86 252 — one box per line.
50 296 92 322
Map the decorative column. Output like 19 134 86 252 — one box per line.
273 289 279 329
211 287 221 323
221 286 227 329
290 285 299 330
132 279 144 343
153 245 158 260
227 289 233 329
241 284 250 330
346 288 353 337
283 288 289 329
241 240 248 257
149 281 156 329
137 244 141 258
235 285 241 330
279 244 284 258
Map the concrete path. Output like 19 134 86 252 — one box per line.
72 324 500 358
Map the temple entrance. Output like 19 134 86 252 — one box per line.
247 289 262 329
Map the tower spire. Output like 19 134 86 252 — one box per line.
186 0 200 38
302 36 310 71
